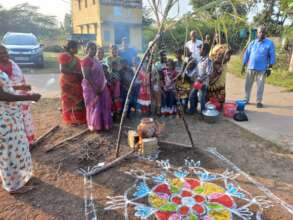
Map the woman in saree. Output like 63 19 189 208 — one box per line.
0 71 41 193
208 44 232 108
0 45 36 146
58 40 86 125
106 44 122 118
81 42 112 132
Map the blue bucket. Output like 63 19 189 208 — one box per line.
236 100 246 111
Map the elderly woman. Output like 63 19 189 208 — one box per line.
58 40 86 125
81 42 112 132
208 44 232 107
0 45 36 146
0 71 41 193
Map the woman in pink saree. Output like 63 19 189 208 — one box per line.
81 42 112 131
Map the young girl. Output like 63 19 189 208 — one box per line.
137 64 151 114
176 74 191 113
161 59 178 115
109 60 122 120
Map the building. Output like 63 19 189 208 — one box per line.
71 0 143 50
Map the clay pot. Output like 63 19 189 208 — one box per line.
137 118 158 139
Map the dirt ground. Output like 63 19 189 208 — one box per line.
0 98 292 220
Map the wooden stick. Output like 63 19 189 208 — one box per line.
115 35 161 158
46 128 89 153
86 149 136 177
54 162 62 180
175 94 195 148
158 140 192 148
30 125 59 150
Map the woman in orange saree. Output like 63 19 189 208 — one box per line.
58 41 86 125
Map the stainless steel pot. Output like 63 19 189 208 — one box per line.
202 104 220 123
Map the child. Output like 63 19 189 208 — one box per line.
189 43 212 114
106 44 122 71
109 60 122 120
155 50 167 73
120 58 137 117
161 59 178 115
176 74 191 113
175 48 184 73
152 50 167 116
137 64 151 114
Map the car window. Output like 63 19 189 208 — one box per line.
3 35 38 46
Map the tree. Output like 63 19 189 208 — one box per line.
0 3 60 39
253 0 293 35
142 7 156 49
63 13 73 35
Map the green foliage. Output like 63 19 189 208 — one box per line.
44 45 64 53
252 0 292 35
63 13 73 35
0 3 61 40
227 52 293 91
159 0 250 53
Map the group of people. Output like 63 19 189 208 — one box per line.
58 33 233 133
0 25 275 194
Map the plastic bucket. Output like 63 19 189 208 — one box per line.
224 102 237 118
236 100 246 111
208 97 222 111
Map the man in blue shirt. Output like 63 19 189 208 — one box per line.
118 37 138 66
242 26 276 108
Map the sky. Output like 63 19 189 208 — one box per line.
0 0 192 22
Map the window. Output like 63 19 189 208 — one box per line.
78 0 81 10
85 0 88 8
113 6 122 17
86 25 90 34
114 24 129 45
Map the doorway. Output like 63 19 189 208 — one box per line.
114 24 130 45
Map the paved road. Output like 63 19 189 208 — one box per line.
25 73 293 152
226 74 293 152
26 73 60 98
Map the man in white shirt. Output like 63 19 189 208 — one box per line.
185 30 203 63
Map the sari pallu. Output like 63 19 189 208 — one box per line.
59 53 86 124
0 60 36 144
81 57 112 131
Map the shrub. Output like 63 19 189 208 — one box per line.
44 45 64 53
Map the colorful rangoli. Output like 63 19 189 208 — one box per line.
105 160 272 220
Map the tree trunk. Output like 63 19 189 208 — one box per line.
289 51 293 72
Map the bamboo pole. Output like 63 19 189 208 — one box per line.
158 140 192 148
30 125 59 150
115 35 161 158
115 0 179 158
46 128 89 153
86 149 136 177
176 96 195 148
